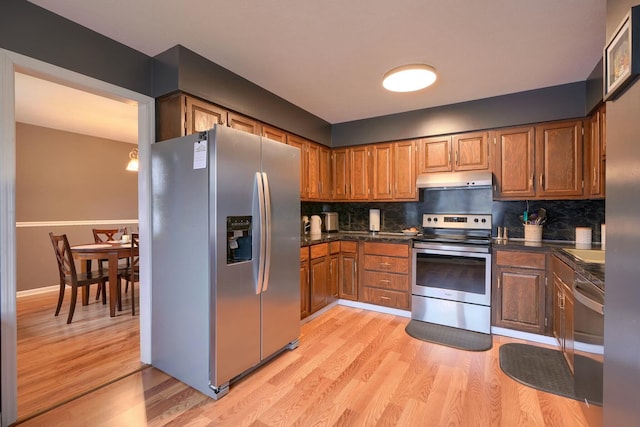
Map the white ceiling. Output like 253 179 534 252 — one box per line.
19 0 606 141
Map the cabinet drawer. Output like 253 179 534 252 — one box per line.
300 247 309 262
362 271 409 292
341 241 357 253
310 243 329 259
363 242 409 257
552 255 574 289
329 241 341 254
495 250 546 269
363 255 409 274
362 287 410 310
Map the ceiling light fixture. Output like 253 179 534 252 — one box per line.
383 64 437 92
126 147 139 172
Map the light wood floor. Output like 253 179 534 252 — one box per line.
16 286 143 420
14 303 599 426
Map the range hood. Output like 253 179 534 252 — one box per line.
416 171 493 189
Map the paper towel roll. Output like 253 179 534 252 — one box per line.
575 227 592 245
369 209 380 232
601 224 606 249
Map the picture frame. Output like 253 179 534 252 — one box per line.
604 6 640 100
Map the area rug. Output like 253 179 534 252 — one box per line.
499 343 602 406
405 319 492 351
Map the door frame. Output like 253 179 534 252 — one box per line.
0 48 154 426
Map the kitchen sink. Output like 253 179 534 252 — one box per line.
563 248 605 264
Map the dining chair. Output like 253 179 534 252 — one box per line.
92 228 121 301
119 233 139 315
49 232 109 324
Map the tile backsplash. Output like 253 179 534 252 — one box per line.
302 190 605 242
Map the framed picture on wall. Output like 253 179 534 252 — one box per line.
604 6 640 100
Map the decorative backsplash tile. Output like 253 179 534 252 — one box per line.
302 191 605 242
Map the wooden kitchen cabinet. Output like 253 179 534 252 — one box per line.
331 148 349 201
417 131 488 174
287 135 308 199
289 136 331 201
339 241 358 300
300 247 311 319
262 124 288 144
535 120 584 198
371 143 393 200
228 111 261 135
360 242 411 310
309 243 330 314
318 145 332 200
492 120 584 200
492 249 548 334
157 92 228 141
328 242 340 300
552 255 575 372
349 146 371 200
588 104 606 198
393 140 418 200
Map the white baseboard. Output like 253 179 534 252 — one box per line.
16 285 58 298
337 299 411 318
490 326 559 346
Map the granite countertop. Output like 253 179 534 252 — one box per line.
300 231 414 247
492 238 605 289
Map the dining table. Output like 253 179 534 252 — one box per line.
70 241 134 317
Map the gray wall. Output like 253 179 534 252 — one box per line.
332 82 588 146
604 1 640 425
16 123 138 291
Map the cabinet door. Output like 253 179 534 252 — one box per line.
332 148 349 201
393 140 417 200
588 107 605 198
310 256 328 313
371 143 393 200
453 132 489 171
287 135 308 199
339 251 358 300
492 126 535 199
318 146 332 200
349 146 370 200
329 254 339 301
300 260 310 319
535 120 583 198
493 265 546 334
564 289 575 372
228 112 261 135
306 143 320 199
417 136 451 173
262 124 287 144
185 96 227 135
552 275 563 346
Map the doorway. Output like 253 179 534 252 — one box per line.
0 49 154 426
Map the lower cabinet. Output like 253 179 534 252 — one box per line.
552 255 575 372
339 241 358 300
300 247 310 319
328 242 340 301
359 242 411 310
309 243 330 314
492 249 548 334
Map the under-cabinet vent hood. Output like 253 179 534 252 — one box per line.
416 171 493 189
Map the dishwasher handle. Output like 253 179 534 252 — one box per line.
573 277 604 315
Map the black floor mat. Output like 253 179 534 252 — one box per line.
499 343 603 406
405 319 492 351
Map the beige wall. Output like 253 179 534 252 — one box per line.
16 123 138 291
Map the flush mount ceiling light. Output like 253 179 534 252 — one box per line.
383 64 437 92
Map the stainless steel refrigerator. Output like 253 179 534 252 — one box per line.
151 125 300 399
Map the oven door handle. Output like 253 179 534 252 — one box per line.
412 247 491 259
574 282 604 315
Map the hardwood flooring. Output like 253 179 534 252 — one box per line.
14 303 599 426
16 286 143 420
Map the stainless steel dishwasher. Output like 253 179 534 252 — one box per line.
573 273 604 406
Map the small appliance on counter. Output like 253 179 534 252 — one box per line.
310 215 322 236
369 209 380 233
321 212 339 232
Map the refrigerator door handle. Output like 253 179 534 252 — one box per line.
262 172 272 293
255 172 267 295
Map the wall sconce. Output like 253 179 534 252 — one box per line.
126 147 139 172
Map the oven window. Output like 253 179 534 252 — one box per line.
415 253 486 294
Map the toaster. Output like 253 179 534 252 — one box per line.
320 212 339 232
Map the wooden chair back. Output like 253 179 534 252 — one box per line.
93 228 120 243
49 232 78 283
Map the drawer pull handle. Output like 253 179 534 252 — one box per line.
380 296 391 300
379 262 391 268
379 279 391 284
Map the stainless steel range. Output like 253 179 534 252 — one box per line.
411 213 492 334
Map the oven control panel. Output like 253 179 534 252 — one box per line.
422 214 492 230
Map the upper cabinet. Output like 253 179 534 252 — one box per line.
288 135 332 201
228 111 261 135
588 104 606 198
349 146 371 201
492 120 584 200
393 140 417 200
417 131 489 174
331 148 350 201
